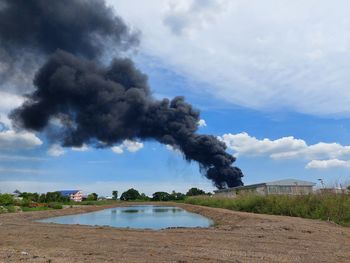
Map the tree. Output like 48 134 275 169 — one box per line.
112 190 118 200
44 192 69 203
120 188 141 201
170 191 186 201
152 191 171 201
0 194 14 205
186 187 206 196
39 193 46 203
19 192 39 202
87 193 98 201
139 193 150 201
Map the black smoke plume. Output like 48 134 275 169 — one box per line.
0 0 138 59
4 0 243 188
0 0 138 92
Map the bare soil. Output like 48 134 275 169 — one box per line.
0 202 349 263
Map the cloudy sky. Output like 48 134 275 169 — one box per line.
1 0 350 195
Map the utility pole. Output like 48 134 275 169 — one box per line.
317 178 325 189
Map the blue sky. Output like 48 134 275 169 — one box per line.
1 0 350 195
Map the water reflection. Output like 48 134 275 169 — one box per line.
121 209 142 213
152 208 182 213
37 205 213 230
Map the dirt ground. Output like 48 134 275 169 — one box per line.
0 202 349 263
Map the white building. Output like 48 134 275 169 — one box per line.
214 179 316 198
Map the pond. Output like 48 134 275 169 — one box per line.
36 205 214 230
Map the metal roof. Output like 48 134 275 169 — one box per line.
214 183 265 193
214 178 315 193
265 179 315 186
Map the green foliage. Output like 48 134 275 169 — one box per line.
48 202 63 209
186 187 207 196
35 191 69 203
184 193 350 226
19 192 40 202
0 193 15 205
87 193 98 201
170 191 186 201
112 190 118 200
21 206 51 212
0 205 22 213
80 200 119 205
138 193 151 201
39 193 46 203
150 191 186 201
120 188 141 201
152 191 171 201
0 206 8 213
20 198 31 207
16 191 69 207
4 205 16 213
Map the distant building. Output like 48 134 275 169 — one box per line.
214 179 316 197
58 190 83 202
11 190 23 200
12 190 21 197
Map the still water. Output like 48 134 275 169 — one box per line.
37 205 213 230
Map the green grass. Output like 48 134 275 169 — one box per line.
183 193 350 226
79 200 120 206
21 206 52 212
0 199 121 213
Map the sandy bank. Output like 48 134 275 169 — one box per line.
0 202 349 262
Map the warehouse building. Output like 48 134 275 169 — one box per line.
214 179 316 197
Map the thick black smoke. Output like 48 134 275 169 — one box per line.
0 0 138 92
0 0 138 59
4 0 243 188
11 50 243 188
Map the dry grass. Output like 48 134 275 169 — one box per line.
184 192 350 226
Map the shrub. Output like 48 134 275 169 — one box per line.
0 194 15 205
87 193 98 201
183 193 350 226
186 187 207 196
0 206 8 213
152 192 171 201
48 202 63 209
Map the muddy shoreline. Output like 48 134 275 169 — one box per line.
1 202 350 262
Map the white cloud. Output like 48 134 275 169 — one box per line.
71 144 89 152
220 132 306 158
0 130 42 150
306 159 350 169
109 0 350 116
197 119 207 127
123 140 144 152
166 144 182 155
111 139 144 154
0 92 43 151
47 144 65 157
220 132 350 169
0 91 25 127
111 145 124 154
0 91 24 112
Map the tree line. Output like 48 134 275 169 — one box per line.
119 187 211 201
0 187 211 206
